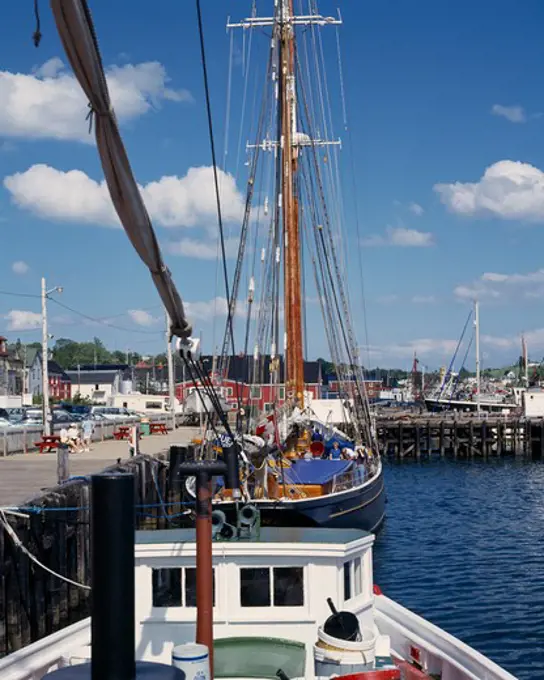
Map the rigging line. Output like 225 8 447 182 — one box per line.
297 62 367 402
438 308 473 400
212 29 236 359
335 26 371 368
47 298 162 335
233 0 256 184
192 357 236 439
449 332 474 403
195 0 241 415
181 356 221 440
218 36 275 378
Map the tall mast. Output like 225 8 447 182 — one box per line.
228 3 341 406
474 299 481 416
279 0 304 403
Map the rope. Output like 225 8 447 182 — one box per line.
195 0 239 414
32 0 42 47
438 308 473 400
0 510 91 591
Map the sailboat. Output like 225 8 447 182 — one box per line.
176 0 386 532
0 2 518 679
424 301 514 414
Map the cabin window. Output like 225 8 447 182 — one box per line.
344 558 363 602
354 557 362 596
145 401 162 410
152 568 181 607
240 567 304 607
250 386 262 399
279 387 285 400
343 562 351 601
152 567 215 607
185 567 215 607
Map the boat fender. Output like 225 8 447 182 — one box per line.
373 585 383 595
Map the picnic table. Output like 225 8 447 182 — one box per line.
35 435 61 454
114 426 132 441
149 422 168 435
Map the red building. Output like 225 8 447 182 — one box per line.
327 380 383 401
48 361 72 401
176 356 323 413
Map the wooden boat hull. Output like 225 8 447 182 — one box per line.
215 464 386 533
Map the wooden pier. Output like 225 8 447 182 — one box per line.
376 415 544 459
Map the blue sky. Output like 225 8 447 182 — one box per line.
1 0 544 369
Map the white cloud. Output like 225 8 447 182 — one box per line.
362 227 434 247
128 309 157 327
167 237 239 260
3 164 244 229
0 58 192 143
4 310 41 330
184 297 264 323
454 268 544 301
11 260 29 275
491 104 526 123
408 202 424 216
380 337 459 360
434 160 544 221
412 295 436 304
186 298 228 322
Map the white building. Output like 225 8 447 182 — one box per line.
65 366 132 404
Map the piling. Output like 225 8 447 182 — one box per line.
377 414 539 460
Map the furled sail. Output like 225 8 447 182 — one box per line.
50 0 191 339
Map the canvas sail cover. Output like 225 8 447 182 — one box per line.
50 0 192 340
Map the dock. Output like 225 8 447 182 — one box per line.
0 426 202 657
0 426 200 507
376 414 544 459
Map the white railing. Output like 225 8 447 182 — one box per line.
331 463 367 492
0 413 184 456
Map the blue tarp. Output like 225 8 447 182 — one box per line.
283 459 353 485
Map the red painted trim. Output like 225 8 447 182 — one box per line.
334 671 400 680
393 659 433 679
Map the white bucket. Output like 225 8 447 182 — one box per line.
314 643 374 676
317 625 376 654
172 642 210 680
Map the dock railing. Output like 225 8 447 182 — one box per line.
0 413 185 456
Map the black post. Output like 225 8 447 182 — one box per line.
91 474 135 680
43 473 185 680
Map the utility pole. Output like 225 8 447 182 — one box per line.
41 278 63 436
165 309 176 431
474 299 481 417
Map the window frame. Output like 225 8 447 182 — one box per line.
343 557 364 603
238 565 306 611
151 566 217 610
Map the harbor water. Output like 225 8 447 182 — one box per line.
373 459 544 680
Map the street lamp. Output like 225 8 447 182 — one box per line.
41 278 63 436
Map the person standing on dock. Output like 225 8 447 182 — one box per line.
82 417 94 452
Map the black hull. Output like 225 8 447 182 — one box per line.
215 465 386 534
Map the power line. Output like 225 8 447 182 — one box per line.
0 290 40 299
48 299 163 335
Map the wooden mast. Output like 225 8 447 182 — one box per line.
280 0 305 405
